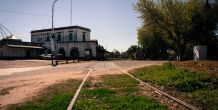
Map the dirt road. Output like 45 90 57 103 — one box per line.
0 60 165 108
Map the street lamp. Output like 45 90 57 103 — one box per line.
51 0 58 66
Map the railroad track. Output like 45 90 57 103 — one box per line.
67 62 116 110
67 62 200 110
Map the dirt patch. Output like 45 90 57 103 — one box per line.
0 87 15 96
172 61 218 76
0 62 93 108
137 83 190 110
0 60 50 69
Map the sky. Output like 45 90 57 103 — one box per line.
0 0 140 52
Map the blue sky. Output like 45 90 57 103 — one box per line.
0 0 139 52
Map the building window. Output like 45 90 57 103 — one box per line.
31 35 35 42
73 35 77 41
57 33 61 41
43 34 46 42
83 32 86 41
69 33 73 41
47 35 50 41
40 36 42 42
38 38 40 42
83 36 85 41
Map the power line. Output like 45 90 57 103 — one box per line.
0 27 5 38
0 23 13 39
0 22 13 35
0 9 51 17
13 10 52 33
0 25 7 38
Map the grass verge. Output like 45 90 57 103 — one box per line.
7 74 168 110
74 75 168 110
7 79 81 110
131 62 218 110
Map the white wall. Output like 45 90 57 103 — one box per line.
31 27 97 58
43 41 97 57
31 28 90 43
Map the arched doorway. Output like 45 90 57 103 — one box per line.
70 47 80 59
58 48 66 57
85 49 93 59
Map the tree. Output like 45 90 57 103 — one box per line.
113 49 121 58
121 51 129 59
205 0 218 59
135 0 208 60
137 27 168 59
109 49 120 58
126 45 138 59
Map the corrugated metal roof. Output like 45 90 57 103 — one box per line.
6 44 44 49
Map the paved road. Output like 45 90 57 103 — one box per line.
0 60 166 108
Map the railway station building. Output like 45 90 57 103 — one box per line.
0 25 106 59
31 25 106 59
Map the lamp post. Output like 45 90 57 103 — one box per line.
51 0 58 66
70 0 72 25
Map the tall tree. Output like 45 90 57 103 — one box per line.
138 27 168 59
126 45 140 59
135 0 206 60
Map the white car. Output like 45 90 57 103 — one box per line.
40 54 52 59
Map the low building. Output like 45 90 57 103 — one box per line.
0 36 44 58
31 25 105 59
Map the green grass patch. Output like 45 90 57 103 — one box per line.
132 62 218 110
74 75 168 110
8 79 81 110
191 90 218 110
7 74 168 110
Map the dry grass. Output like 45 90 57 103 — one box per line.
172 60 218 76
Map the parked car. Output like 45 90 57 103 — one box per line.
39 54 65 60
39 54 52 60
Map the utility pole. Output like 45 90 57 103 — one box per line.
205 0 210 11
70 0 72 25
51 0 59 66
204 0 211 25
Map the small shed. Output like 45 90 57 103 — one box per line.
0 36 44 58
193 45 207 60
